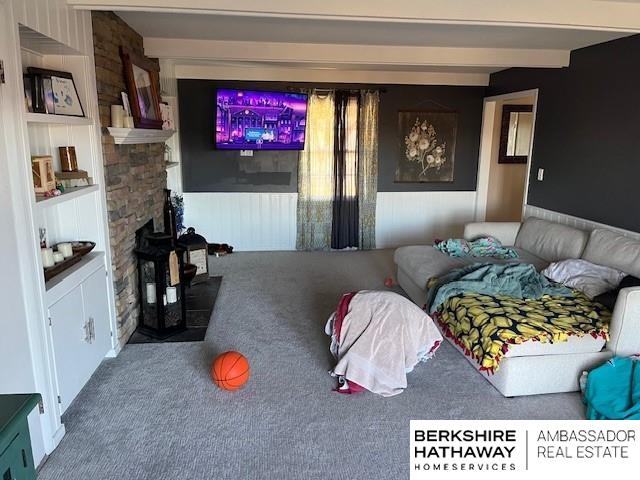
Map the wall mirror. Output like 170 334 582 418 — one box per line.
498 104 533 164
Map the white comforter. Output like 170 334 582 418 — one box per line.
325 290 442 397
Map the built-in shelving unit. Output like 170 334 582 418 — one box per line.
8 12 118 444
34 184 99 209
107 127 175 145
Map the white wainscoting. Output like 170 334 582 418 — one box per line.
524 205 640 240
183 192 298 251
184 191 478 251
376 191 478 248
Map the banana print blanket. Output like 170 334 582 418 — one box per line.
428 264 611 373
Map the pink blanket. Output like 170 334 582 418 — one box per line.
325 291 442 397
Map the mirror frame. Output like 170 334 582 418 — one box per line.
498 104 533 164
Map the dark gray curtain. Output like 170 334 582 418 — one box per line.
331 91 360 249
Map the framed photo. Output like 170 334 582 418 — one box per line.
396 110 457 183
160 103 175 130
121 91 132 116
120 47 163 129
26 67 84 117
23 74 34 112
43 77 55 114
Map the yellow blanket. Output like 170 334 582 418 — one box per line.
434 291 611 373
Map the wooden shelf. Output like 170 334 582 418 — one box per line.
108 127 175 145
26 112 92 126
45 251 105 305
34 184 99 209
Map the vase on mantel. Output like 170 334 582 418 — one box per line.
163 188 178 244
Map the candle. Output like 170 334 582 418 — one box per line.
41 248 54 268
166 286 177 304
146 282 156 304
111 105 124 128
123 116 134 128
53 252 64 264
57 242 73 258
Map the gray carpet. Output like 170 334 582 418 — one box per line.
38 250 585 480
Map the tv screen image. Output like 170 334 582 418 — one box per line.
216 89 308 150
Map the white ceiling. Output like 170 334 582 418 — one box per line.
118 12 628 49
112 8 635 85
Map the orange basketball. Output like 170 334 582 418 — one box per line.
210 351 250 391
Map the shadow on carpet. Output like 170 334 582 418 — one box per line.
128 276 222 344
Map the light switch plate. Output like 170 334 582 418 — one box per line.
240 150 254 157
537 168 544 181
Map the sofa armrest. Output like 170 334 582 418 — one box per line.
607 286 640 356
463 222 522 246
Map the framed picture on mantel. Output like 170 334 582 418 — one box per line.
120 47 163 129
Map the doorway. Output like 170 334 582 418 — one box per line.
475 89 538 222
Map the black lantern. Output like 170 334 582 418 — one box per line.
135 234 187 338
178 227 209 284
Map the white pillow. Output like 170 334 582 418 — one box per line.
542 259 626 298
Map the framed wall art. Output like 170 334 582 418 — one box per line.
26 67 84 117
120 47 163 129
396 110 457 183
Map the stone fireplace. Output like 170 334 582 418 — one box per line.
92 11 167 346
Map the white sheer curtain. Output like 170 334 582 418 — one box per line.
296 91 336 250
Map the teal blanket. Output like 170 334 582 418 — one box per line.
585 356 640 420
435 236 518 260
428 263 572 313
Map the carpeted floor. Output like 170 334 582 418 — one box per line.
38 250 585 480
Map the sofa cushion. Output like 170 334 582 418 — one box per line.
394 246 467 289
514 217 589 262
582 229 640 278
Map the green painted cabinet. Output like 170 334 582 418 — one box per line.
0 394 41 480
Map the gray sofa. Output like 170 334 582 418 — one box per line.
394 217 640 396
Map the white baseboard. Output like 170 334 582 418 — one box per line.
524 205 640 240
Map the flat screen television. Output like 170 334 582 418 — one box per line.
215 89 308 150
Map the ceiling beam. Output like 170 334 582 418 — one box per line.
68 0 640 32
174 63 490 86
144 38 570 69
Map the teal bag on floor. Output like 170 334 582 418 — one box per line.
584 356 640 420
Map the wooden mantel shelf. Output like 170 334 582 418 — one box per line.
107 127 175 145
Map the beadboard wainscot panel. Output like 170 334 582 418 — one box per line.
376 191 478 248
183 193 298 251
524 205 640 240
183 191 478 251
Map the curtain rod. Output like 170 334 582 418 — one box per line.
288 87 387 94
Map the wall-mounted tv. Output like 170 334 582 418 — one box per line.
216 89 308 150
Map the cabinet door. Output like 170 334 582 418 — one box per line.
80 267 112 366
49 287 93 414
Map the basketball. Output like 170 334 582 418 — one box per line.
210 351 250 391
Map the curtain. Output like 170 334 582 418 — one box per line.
357 91 380 250
296 91 336 250
331 91 360 249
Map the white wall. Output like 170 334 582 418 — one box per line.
183 191 477 251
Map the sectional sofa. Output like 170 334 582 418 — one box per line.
394 217 640 396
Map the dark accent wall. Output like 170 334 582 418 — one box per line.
178 79 485 193
489 34 640 232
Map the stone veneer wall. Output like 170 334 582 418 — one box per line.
92 11 167 345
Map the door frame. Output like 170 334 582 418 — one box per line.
474 88 539 222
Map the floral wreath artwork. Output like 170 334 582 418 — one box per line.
404 119 447 176
396 110 457 183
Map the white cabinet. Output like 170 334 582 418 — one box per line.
48 265 112 414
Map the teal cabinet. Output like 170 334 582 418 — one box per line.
0 394 41 480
